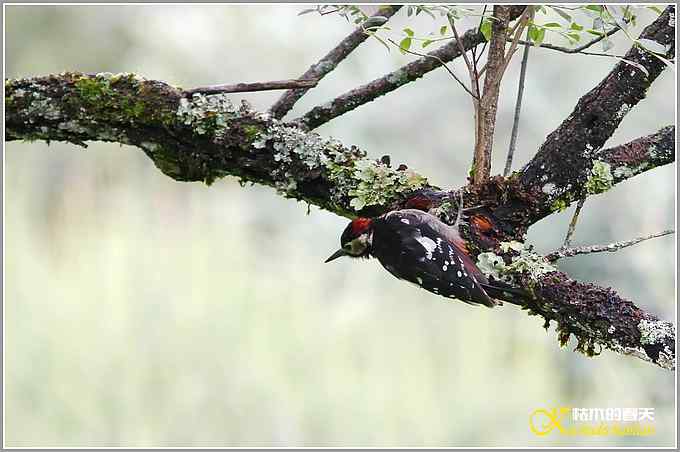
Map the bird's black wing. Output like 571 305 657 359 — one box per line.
370 216 497 307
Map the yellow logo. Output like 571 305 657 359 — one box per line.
529 407 571 436
529 406 656 437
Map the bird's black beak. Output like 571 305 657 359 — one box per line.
324 249 348 263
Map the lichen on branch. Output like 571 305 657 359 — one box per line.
516 6 675 223
475 240 675 371
5 72 432 218
4 69 675 371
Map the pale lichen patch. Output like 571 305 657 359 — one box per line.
26 92 62 121
477 252 509 282
176 93 240 136
638 319 675 345
477 241 557 284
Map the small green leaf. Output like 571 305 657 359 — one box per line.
586 29 605 36
440 25 448 36
570 22 583 31
551 7 572 22
422 39 435 48
647 6 663 14
535 28 546 45
542 22 562 28
480 19 492 41
584 5 603 13
566 32 581 43
363 16 388 28
399 37 412 54
528 25 545 46
403 27 414 37
527 25 538 42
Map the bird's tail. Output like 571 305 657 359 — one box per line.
480 281 529 307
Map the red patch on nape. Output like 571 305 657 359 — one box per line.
351 217 373 235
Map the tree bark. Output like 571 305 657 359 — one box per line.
5 69 675 370
516 6 675 223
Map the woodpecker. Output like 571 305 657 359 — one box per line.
325 194 524 307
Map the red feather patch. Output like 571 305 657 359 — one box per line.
351 217 373 235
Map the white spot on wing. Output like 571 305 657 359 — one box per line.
415 236 437 259
457 271 462 277
416 277 423 285
400 218 410 224
442 265 448 271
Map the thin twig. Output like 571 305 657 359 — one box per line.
449 15 482 166
290 7 527 130
563 197 585 248
513 26 621 55
387 39 478 99
449 15 477 91
183 79 319 97
269 5 402 119
504 43 530 176
499 9 532 77
546 230 674 262
470 6 486 68
478 8 528 78
470 5 487 96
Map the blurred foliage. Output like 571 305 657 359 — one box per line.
4 5 675 447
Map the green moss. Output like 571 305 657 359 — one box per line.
585 160 614 194
75 77 113 102
72 73 148 123
551 198 569 213
243 124 262 141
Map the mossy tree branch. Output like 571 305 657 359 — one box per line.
5 72 433 219
5 65 675 370
515 6 675 223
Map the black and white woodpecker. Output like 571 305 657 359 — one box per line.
325 194 524 307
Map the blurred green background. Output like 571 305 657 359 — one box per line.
5 5 675 447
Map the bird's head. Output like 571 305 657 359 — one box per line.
325 217 373 263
